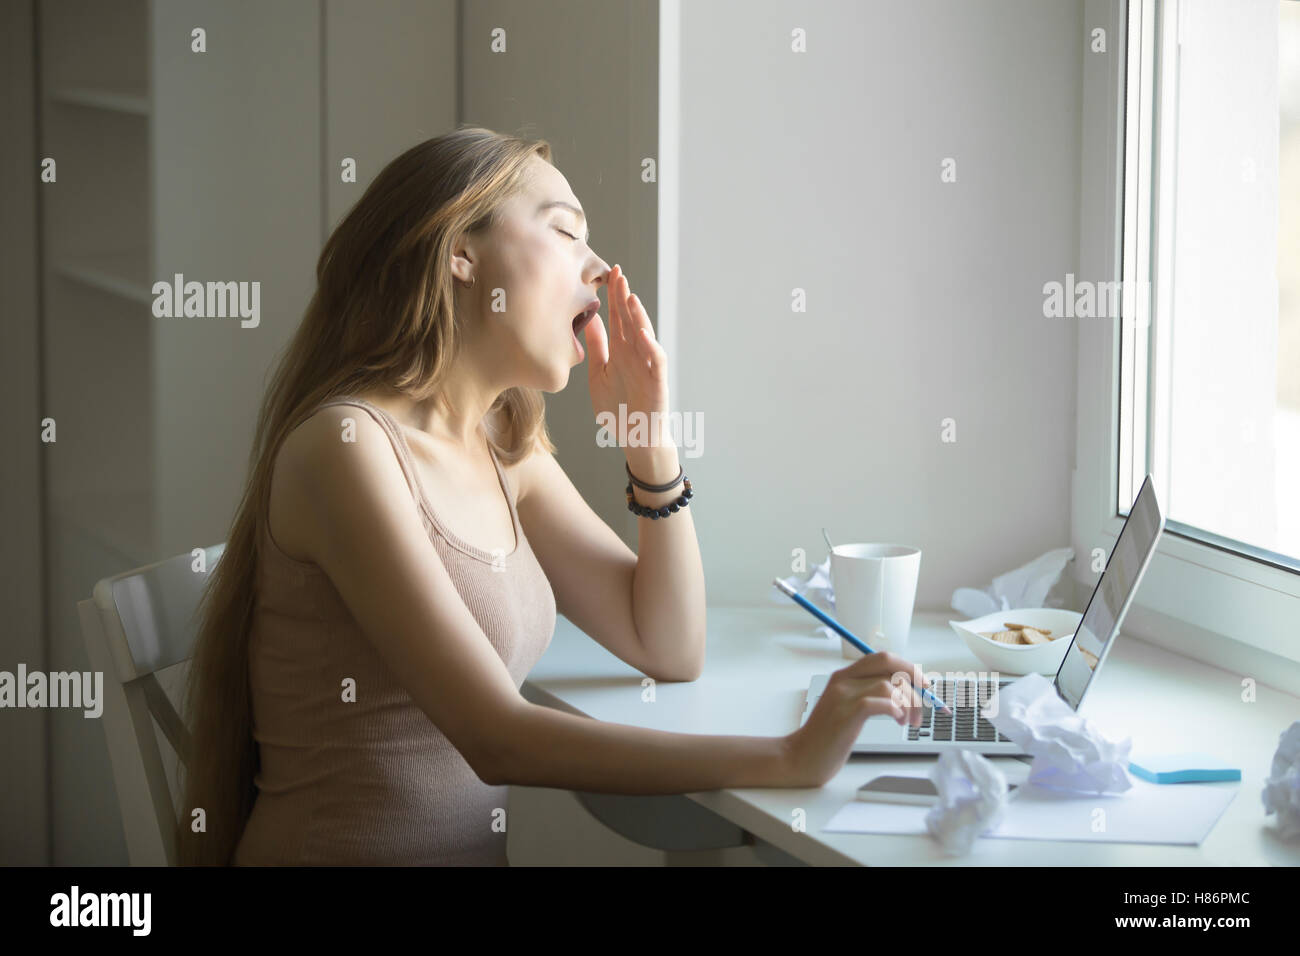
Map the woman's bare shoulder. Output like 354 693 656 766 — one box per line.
268 405 397 563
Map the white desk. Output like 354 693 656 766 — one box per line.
521 606 1300 866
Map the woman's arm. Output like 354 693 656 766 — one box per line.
517 439 705 683
486 702 790 791
623 439 707 681
537 263 707 681
285 406 790 792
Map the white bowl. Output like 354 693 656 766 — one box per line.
947 607 1082 677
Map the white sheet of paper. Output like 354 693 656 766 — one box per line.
825 777 1239 845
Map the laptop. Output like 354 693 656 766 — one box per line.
798 473 1167 755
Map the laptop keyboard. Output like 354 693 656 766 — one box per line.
906 677 1013 744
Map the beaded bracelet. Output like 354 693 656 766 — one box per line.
625 462 693 519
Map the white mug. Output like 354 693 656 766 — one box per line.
830 543 922 659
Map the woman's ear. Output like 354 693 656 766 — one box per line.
448 232 477 284
449 251 472 285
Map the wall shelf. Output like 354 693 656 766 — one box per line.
55 251 152 305
48 88 150 116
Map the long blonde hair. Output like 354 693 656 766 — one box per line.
176 125 558 865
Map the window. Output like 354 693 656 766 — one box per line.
1122 0 1300 572
1075 0 1299 666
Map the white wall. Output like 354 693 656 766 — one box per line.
324 0 458 233
671 0 1084 610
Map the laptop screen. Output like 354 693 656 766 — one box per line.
1054 474 1166 711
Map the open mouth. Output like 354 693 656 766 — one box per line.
571 301 599 336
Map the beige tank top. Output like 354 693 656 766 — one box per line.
232 396 556 865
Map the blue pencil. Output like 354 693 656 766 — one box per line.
773 577 952 715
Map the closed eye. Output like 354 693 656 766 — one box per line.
555 227 579 241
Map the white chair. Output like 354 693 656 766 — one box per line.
76 543 225 866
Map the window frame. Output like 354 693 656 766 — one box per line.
1075 0 1300 669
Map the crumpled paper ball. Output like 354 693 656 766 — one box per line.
984 672 1132 794
1262 720 1300 840
924 750 1010 855
951 546 1074 619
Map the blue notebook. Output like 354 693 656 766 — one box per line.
1128 752 1240 784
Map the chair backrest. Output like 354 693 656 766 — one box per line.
76 543 225 866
